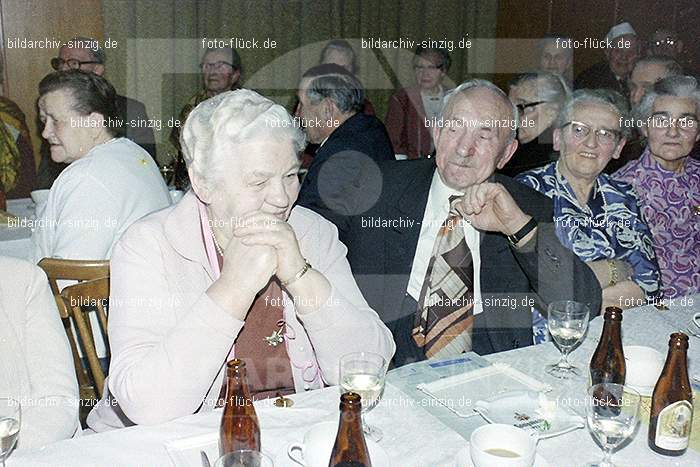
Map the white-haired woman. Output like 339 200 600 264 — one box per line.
87 89 395 431
517 89 661 311
615 75 700 298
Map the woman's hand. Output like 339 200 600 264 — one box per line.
232 211 306 283
233 210 331 315
207 234 276 321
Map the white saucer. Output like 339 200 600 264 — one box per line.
281 439 390 466
453 444 551 467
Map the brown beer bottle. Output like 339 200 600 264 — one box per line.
589 307 625 385
329 392 372 467
219 359 261 457
648 333 693 456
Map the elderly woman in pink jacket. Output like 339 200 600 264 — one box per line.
87 89 395 431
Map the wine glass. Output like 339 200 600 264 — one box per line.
213 450 273 467
0 398 21 467
585 384 640 467
546 300 590 378
339 351 387 442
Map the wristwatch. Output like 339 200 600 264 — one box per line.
507 218 538 247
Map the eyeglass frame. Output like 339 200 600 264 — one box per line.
200 61 234 72
559 120 623 146
516 101 550 115
50 57 101 71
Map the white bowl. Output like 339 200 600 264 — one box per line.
30 189 50 205
470 424 536 467
624 345 665 392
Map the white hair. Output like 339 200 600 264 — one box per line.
441 78 519 144
181 89 306 192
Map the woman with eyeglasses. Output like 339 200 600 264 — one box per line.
516 89 661 311
501 72 570 176
385 46 452 159
614 76 700 298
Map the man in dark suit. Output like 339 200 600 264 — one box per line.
299 79 601 366
295 64 394 210
37 37 157 188
575 22 640 98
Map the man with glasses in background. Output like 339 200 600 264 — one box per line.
37 37 156 188
169 47 242 188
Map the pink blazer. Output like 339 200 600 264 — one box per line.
87 191 395 430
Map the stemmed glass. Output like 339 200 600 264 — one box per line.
0 398 21 467
546 300 590 378
213 450 273 467
339 351 387 442
586 384 640 467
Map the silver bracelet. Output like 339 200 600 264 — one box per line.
280 260 312 287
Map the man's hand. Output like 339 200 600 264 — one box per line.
232 211 306 283
455 182 532 235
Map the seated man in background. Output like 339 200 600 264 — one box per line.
575 22 640 97
296 64 394 210
319 39 375 115
538 35 574 86
501 71 570 176
517 89 661 310
615 76 700 298
385 46 452 159
169 46 242 189
37 37 157 189
300 79 601 366
0 256 79 448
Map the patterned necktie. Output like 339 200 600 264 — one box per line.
412 195 475 358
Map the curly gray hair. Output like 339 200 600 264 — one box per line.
636 75 700 125
180 89 306 192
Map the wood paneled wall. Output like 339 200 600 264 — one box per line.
0 0 103 166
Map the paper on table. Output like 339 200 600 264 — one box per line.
416 363 552 418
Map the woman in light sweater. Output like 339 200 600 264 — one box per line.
0 256 79 449
87 89 395 431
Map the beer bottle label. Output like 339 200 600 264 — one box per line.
655 401 693 450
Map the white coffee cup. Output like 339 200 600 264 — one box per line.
288 421 336 467
624 345 665 390
470 424 537 467
30 189 50 205
692 312 700 330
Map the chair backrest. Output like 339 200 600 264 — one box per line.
37 258 110 422
61 277 110 398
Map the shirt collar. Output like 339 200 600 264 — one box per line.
429 170 463 215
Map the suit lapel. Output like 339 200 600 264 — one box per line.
384 161 435 284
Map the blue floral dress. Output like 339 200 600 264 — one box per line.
516 161 661 299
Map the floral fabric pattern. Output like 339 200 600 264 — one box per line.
516 161 661 298
614 147 700 298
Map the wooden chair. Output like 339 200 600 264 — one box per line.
61 277 110 398
37 258 110 423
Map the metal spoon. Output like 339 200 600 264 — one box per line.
200 450 211 467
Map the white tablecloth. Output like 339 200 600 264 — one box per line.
8 296 700 467
0 198 33 260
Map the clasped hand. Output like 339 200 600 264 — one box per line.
453 182 531 236
219 211 305 296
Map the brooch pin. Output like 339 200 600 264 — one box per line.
694 205 700 216
264 320 286 347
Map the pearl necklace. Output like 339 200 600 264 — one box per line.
211 232 225 257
